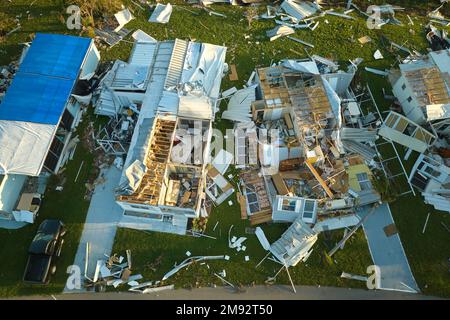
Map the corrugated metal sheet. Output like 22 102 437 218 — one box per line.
342 140 377 162
108 61 149 90
164 39 188 89
340 127 378 143
95 86 122 117
222 86 255 122
430 49 450 75
129 42 157 66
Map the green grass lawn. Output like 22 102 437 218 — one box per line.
0 0 449 298
112 162 373 291
0 111 96 297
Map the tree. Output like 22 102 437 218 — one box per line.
371 169 398 203
192 217 208 233
65 0 123 27
245 6 259 29
0 12 16 37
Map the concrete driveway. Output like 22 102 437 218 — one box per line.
64 166 123 292
358 203 420 293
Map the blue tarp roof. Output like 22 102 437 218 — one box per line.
0 33 91 125
19 33 91 80
0 73 74 124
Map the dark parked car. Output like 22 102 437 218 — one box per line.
23 219 66 284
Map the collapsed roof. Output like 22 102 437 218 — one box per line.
390 49 450 124
113 39 227 211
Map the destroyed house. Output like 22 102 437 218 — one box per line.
409 153 450 214
231 59 383 270
113 39 227 235
390 49 450 135
239 170 273 225
269 215 318 267
379 111 436 154
0 33 100 222
252 60 347 175
272 195 318 224
242 59 381 227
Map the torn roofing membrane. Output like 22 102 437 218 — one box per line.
118 40 227 189
148 3 173 24
0 121 56 176
282 59 320 74
181 42 227 101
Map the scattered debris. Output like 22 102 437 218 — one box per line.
365 67 389 76
441 222 450 233
280 0 319 22
358 36 371 45
205 166 235 205
229 64 239 81
221 86 256 122
373 49 384 60
131 29 157 43
74 161 84 183
266 25 295 42
328 205 378 257
95 27 131 47
113 8 134 32
255 227 271 250
149 3 173 24
426 24 450 51
129 283 174 294
84 250 144 290
287 36 314 48
214 272 235 288
162 255 227 281
422 213 431 234
324 9 355 20
390 41 412 55
341 272 368 282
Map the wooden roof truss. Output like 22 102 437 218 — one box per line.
118 118 176 205
405 67 450 106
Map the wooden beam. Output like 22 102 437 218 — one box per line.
237 192 248 220
304 159 334 199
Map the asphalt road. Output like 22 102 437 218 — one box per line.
5 285 443 300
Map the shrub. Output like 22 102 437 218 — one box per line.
371 168 398 203
0 13 16 37
64 0 123 27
